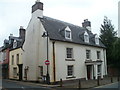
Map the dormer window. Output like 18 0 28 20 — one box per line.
84 31 89 43
95 34 99 45
13 40 17 48
65 26 72 39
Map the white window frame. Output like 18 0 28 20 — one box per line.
86 50 91 60
97 51 101 60
13 40 17 48
84 31 89 43
67 65 74 77
95 34 99 45
12 55 14 65
39 66 43 76
65 26 72 39
97 65 101 76
13 67 17 78
66 48 73 59
16 54 19 64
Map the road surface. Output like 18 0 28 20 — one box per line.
92 82 120 90
2 79 52 90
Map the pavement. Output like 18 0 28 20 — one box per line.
54 76 119 89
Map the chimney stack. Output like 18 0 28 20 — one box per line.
82 19 91 31
19 26 26 40
32 0 43 18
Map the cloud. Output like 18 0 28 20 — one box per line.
0 0 119 46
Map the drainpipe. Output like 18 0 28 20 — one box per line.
52 41 56 82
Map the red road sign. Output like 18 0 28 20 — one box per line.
45 60 50 65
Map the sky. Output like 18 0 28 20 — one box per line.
0 0 119 46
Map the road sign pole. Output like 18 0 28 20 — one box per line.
46 31 50 84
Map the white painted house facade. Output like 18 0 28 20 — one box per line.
23 0 107 83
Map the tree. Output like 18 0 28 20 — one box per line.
112 38 120 70
100 16 116 66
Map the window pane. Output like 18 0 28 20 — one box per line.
98 65 101 74
66 48 73 58
66 31 71 39
12 55 14 65
16 54 19 64
13 68 17 77
97 51 100 59
86 50 90 59
67 65 73 76
84 35 89 43
40 66 43 76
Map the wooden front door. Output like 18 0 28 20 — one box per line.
18 64 23 81
87 65 91 80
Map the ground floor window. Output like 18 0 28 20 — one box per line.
67 65 74 76
39 66 43 76
13 67 17 77
98 65 101 75
24 69 27 78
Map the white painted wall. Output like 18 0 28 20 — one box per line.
23 8 48 81
49 41 107 82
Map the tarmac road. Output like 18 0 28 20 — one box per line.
92 82 120 90
2 79 52 90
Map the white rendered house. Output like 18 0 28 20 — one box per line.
23 0 107 83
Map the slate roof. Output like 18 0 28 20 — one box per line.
10 36 24 51
41 16 106 48
2 36 24 51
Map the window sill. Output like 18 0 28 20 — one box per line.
13 76 17 78
97 59 101 61
66 76 76 79
65 58 75 61
86 59 92 61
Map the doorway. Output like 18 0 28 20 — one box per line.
87 65 92 80
18 64 23 81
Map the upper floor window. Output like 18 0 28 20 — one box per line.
86 50 91 60
13 40 17 48
84 31 89 43
95 35 99 45
66 48 73 58
97 51 101 60
39 66 43 76
67 65 74 76
65 26 72 39
12 55 14 65
16 54 19 64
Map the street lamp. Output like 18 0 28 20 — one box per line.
42 31 50 84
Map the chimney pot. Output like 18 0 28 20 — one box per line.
36 0 40 3
82 19 91 31
10 34 13 36
20 26 24 29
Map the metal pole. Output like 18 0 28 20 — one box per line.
46 31 50 84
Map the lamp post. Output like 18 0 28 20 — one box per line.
42 31 50 84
